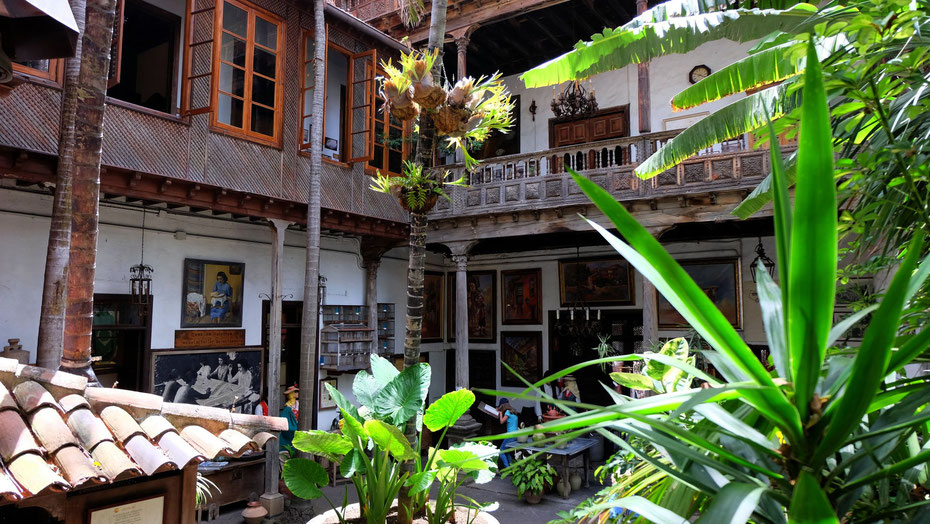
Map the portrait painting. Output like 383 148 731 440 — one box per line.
500 331 542 387
182 259 245 328
501 268 542 324
422 271 444 342
151 347 263 413
559 257 635 306
657 258 741 329
448 271 496 343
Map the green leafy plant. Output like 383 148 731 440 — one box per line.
502 457 557 500
370 161 466 213
195 472 221 507
283 355 498 524
610 338 695 395
495 42 930 522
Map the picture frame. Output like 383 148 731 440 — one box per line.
88 494 166 524
422 271 444 342
500 331 542 387
448 271 497 343
657 258 742 329
559 257 635 306
181 258 245 328
319 377 338 409
151 347 263 412
501 268 542 325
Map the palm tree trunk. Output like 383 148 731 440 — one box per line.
60 0 118 381
35 0 86 370
398 2 448 521
298 0 325 432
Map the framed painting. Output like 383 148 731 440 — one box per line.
151 347 263 412
448 271 497 343
181 259 245 328
500 331 542 387
657 258 742 329
559 257 635 306
319 377 338 409
501 268 542 325
422 271 444 342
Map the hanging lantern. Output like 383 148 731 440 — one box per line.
130 210 153 305
749 239 776 283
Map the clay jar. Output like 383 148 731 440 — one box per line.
569 472 582 492
242 500 268 524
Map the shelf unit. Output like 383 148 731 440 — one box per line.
320 323 374 372
321 305 369 326
376 303 395 356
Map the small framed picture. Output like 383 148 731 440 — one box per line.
500 331 542 387
501 268 542 325
181 258 245 328
319 377 338 410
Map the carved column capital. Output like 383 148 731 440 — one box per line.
451 254 468 271
454 35 469 54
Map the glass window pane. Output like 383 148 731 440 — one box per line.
302 117 312 144
255 17 277 49
304 61 314 89
220 33 246 66
388 148 402 174
251 104 275 136
375 121 385 144
15 59 50 72
222 2 248 36
252 75 276 107
370 146 384 169
253 47 276 78
304 35 314 60
217 93 244 128
219 63 245 96
303 88 313 117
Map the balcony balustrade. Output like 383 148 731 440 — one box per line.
430 130 789 220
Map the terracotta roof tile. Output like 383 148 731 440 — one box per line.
123 435 176 476
52 445 106 487
140 415 176 441
12 381 60 414
99 406 145 442
179 426 233 458
59 393 90 414
155 431 204 468
7 452 69 496
0 360 285 501
91 441 141 482
66 407 114 450
29 407 78 454
0 383 18 412
218 429 257 455
0 411 41 461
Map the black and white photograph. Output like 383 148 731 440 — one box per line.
151 347 263 413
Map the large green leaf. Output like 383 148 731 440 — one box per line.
582 496 688 524
611 372 656 391
339 448 366 478
731 153 797 219
436 449 489 473
423 389 475 431
636 83 797 179
695 482 766 523
325 382 363 424
406 470 437 495
339 408 367 443
372 362 430 426
788 40 836 423
521 4 818 88
756 270 790 380
788 471 838 524
353 370 381 410
570 170 802 443
364 419 416 461
282 458 328 500
370 353 399 386
291 431 352 462
645 338 689 380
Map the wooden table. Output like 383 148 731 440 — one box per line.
197 457 265 520
522 437 597 498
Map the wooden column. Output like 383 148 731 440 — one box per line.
455 35 468 80
364 257 381 356
451 254 469 388
262 219 290 515
636 0 651 134
641 279 657 351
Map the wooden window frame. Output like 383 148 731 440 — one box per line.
210 0 285 147
12 60 63 84
366 68 409 177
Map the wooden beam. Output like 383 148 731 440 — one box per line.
407 0 572 43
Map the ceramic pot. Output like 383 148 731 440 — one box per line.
524 491 542 504
556 480 572 498
241 500 268 524
569 472 582 491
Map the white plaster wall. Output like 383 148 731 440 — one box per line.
324 48 349 159
501 39 757 152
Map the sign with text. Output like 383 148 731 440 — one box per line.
89 495 165 524
174 329 245 349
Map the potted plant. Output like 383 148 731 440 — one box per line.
503 457 556 505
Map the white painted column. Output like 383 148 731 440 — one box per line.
452 254 469 388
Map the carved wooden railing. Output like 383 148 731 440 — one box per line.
430 131 790 219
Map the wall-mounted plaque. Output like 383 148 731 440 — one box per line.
174 329 246 349
89 494 165 524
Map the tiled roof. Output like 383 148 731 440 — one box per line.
0 357 288 501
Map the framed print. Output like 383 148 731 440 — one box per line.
448 271 497 343
89 494 166 524
182 259 245 328
422 271 444 342
319 377 338 409
559 257 635 306
500 331 542 387
151 347 263 412
657 258 741 329
501 268 542 325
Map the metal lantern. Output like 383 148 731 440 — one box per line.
130 210 153 305
749 239 776 283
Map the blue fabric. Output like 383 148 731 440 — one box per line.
280 405 298 451
212 281 233 301
499 438 516 467
504 410 519 433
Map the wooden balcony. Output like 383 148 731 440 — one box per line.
429 131 789 221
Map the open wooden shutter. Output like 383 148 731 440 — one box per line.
347 48 376 163
107 0 125 88
181 0 217 116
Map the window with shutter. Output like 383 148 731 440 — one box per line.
347 49 375 163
